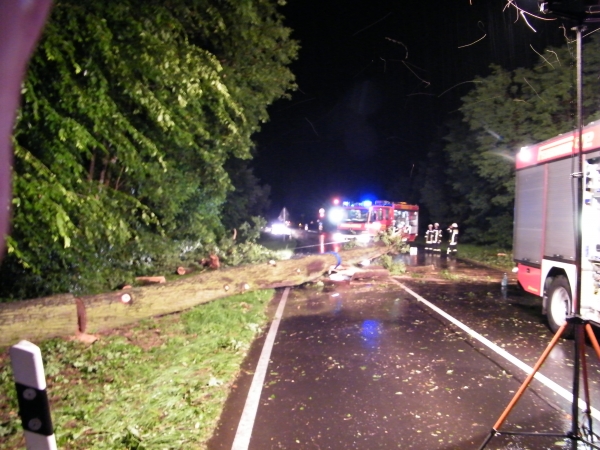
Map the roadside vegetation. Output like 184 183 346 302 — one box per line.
372 230 410 275
456 244 514 271
0 289 273 449
439 269 460 281
1 218 283 302
258 233 298 260
374 228 411 254
379 254 407 275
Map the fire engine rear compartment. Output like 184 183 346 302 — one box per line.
514 157 579 267
513 145 600 330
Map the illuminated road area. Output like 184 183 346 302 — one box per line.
208 263 600 450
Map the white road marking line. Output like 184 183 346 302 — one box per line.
392 279 600 420
231 288 290 450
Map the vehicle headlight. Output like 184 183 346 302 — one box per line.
271 223 289 235
328 207 344 224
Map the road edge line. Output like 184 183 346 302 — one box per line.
231 287 290 450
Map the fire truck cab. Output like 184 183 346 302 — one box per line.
514 121 600 334
332 200 419 242
393 202 419 242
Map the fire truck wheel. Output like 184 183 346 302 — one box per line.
547 275 574 339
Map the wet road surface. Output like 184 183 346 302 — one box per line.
208 255 600 449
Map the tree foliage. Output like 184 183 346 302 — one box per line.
421 33 600 247
221 158 271 232
1 0 297 300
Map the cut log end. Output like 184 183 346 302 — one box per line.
135 276 166 285
200 254 220 270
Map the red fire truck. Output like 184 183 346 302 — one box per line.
331 200 419 242
514 121 600 334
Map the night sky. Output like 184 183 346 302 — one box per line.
253 0 568 222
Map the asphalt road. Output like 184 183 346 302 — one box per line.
207 256 600 450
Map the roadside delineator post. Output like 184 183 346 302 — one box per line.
9 340 57 450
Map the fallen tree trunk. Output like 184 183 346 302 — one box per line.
0 245 387 347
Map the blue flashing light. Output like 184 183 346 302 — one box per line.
362 200 372 207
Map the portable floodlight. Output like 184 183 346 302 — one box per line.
538 0 600 22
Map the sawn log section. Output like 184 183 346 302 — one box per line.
0 246 387 347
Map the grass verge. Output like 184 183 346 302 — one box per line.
456 244 514 271
0 289 274 449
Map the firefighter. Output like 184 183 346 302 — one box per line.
424 224 434 251
446 223 459 255
432 223 442 252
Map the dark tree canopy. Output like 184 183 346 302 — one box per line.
420 33 600 247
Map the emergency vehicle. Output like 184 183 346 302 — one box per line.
514 121 600 334
331 200 419 242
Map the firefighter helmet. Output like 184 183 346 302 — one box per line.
451 223 457 228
